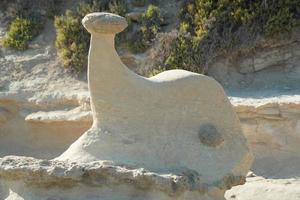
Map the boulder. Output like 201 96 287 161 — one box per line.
0 12 253 200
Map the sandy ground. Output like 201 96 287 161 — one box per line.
226 175 300 200
227 94 300 200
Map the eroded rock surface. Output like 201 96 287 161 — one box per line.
208 28 300 92
54 12 251 200
231 96 300 178
0 156 246 199
0 12 252 200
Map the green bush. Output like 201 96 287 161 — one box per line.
264 1 300 36
127 30 148 53
109 0 128 16
128 4 163 53
55 7 90 72
54 0 127 72
165 33 203 72
179 0 299 37
0 0 61 19
1 0 61 50
164 0 300 73
148 68 165 77
2 17 38 50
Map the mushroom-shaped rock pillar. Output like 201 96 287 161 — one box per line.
54 12 253 200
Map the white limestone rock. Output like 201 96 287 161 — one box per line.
55 12 252 199
0 156 248 200
0 12 253 200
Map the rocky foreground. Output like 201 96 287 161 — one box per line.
1 59 299 199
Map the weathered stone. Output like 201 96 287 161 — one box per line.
231 96 300 178
0 107 9 123
296 120 300 137
0 12 252 200
253 48 292 71
57 12 251 199
257 106 281 117
239 58 254 74
125 12 143 22
198 124 224 147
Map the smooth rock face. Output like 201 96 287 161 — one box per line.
55 12 252 199
0 12 252 200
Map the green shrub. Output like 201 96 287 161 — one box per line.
128 4 163 53
264 1 300 37
127 30 148 53
54 1 127 72
163 0 300 73
55 4 95 72
109 0 128 16
141 4 162 42
165 33 203 72
1 0 61 50
148 68 165 77
0 0 61 19
2 17 38 50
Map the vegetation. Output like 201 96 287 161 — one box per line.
1 0 299 74
1 0 61 50
54 0 127 72
2 17 39 50
163 0 300 73
179 0 299 38
165 33 202 72
128 4 163 53
54 6 89 72
108 0 128 16
0 0 61 19
149 68 165 77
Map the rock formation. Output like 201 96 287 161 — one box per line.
0 12 252 200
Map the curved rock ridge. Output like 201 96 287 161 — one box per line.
51 12 253 199
56 12 252 187
0 12 252 200
0 156 245 196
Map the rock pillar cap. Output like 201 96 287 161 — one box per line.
82 12 128 34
